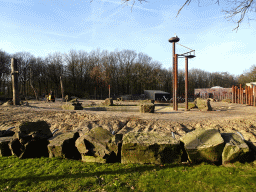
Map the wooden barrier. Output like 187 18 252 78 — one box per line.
232 84 255 106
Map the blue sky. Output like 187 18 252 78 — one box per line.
0 0 256 76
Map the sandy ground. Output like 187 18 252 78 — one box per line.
1 99 256 147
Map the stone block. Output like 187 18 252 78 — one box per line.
19 139 49 159
0 136 12 157
16 121 53 140
0 130 15 137
62 103 83 110
107 134 123 163
140 104 155 113
222 133 250 164
48 132 81 160
75 127 114 163
195 98 212 111
9 121 52 159
180 129 225 164
104 98 113 106
121 132 182 164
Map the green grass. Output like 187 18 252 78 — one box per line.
1 157 256 192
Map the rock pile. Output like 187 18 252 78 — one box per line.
0 121 255 165
8 121 52 159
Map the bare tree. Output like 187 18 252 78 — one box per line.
13 52 34 97
45 52 64 97
0 49 10 96
121 0 256 30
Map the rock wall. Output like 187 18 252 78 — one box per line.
0 121 255 165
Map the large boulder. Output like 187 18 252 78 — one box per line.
9 121 52 158
75 127 114 163
107 134 123 163
62 102 83 110
16 121 53 139
104 98 113 106
0 136 12 157
180 129 225 164
9 137 49 159
140 104 155 113
121 132 182 164
0 130 15 137
221 133 250 164
48 132 81 160
195 98 212 111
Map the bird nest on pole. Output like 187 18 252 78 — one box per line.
168 36 180 43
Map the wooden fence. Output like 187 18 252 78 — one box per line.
231 84 256 106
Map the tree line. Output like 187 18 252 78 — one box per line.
0 48 243 100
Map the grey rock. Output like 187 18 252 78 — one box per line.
222 133 250 164
48 132 81 159
121 132 182 164
75 127 114 163
0 136 13 157
180 129 225 164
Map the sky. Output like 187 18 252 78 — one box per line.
0 0 256 76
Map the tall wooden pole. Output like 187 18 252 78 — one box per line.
174 54 178 111
169 36 180 111
234 86 237 104
11 58 19 105
185 56 188 111
232 85 234 103
173 42 176 110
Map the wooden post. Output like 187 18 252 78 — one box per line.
234 86 237 103
238 87 240 103
108 85 111 98
245 86 248 105
241 88 244 104
253 85 256 107
11 58 19 105
185 56 188 111
232 85 234 103
60 76 64 102
174 54 178 111
251 87 253 106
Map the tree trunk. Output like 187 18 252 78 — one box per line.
60 76 64 102
30 67 39 100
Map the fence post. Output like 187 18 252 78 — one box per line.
232 85 234 103
241 88 244 104
251 87 253 106
235 86 237 103
245 86 248 105
254 86 256 107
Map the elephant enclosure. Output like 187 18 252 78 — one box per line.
1 99 256 148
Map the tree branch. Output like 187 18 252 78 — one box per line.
224 0 255 31
176 0 192 17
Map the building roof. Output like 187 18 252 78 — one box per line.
211 86 223 89
144 90 170 94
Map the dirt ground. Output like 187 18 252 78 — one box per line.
1 99 256 147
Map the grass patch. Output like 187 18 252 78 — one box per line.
1 157 256 191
